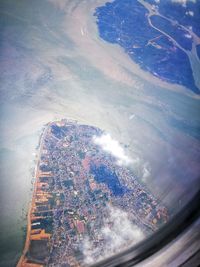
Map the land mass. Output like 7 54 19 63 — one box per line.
18 119 168 266
94 0 200 94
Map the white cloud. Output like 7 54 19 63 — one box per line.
184 33 192 38
186 10 194 16
129 113 136 120
93 133 132 165
82 205 144 265
171 0 196 7
142 163 151 182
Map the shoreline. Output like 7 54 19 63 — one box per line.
17 124 49 267
16 119 79 266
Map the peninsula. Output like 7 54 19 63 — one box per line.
18 120 168 266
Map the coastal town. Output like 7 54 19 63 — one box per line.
18 120 168 267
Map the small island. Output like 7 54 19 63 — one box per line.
18 120 168 266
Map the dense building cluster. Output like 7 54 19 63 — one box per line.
23 120 168 266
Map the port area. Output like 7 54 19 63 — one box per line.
17 122 52 267
17 119 168 266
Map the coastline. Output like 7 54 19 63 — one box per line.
17 124 49 267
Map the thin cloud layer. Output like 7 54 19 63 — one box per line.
171 0 196 5
93 133 132 165
142 163 151 182
82 205 144 265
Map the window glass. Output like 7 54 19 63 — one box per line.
0 0 199 266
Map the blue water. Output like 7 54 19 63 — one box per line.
51 125 69 139
51 125 63 139
90 164 128 196
94 0 200 94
